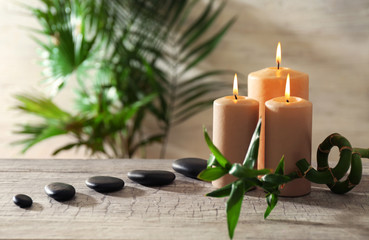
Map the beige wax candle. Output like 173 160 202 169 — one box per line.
248 43 309 170
265 76 312 196
213 74 259 188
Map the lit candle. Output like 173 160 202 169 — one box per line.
265 74 312 197
248 42 309 169
213 74 259 188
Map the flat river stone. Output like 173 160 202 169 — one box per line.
127 170 175 186
172 157 207 179
86 176 124 193
45 182 76 201
13 194 33 208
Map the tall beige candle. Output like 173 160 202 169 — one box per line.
265 75 312 197
213 74 259 188
248 43 309 170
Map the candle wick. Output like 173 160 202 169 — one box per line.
277 62 280 70
286 99 289 103
234 94 238 100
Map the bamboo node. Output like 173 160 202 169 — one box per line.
303 165 313 177
347 179 356 188
352 151 362 158
329 133 340 146
318 145 330 154
317 166 329 171
339 146 352 152
328 167 338 183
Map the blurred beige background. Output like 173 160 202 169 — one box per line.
0 0 368 160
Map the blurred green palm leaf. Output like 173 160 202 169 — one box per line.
13 93 159 157
14 0 235 158
152 1 237 157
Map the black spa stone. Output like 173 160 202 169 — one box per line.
86 176 125 193
172 157 207 179
127 170 175 186
45 182 76 201
13 194 33 208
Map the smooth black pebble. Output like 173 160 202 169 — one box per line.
127 170 175 186
45 182 76 201
86 176 125 193
13 194 33 208
172 157 207 179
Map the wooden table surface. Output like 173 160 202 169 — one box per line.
0 158 368 240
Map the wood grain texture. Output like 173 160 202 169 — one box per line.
0 158 368 239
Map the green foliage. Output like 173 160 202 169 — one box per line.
13 93 158 157
198 119 294 239
226 180 245 239
152 0 237 157
197 167 228 181
14 0 235 158
242 119 261 168
199 123 368 239
264 193 278 219
203 127 232 169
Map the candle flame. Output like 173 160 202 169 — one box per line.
276 42 281 68
233 73 238 99
285 73 290 101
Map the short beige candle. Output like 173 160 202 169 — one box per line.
265 96 312 197
213 95 259 188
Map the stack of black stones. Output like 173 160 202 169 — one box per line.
13 158 207 209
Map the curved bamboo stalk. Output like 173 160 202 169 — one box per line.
353 147 369 158
295 133 367 194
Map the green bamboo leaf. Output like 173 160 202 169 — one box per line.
206 182 232 198
230 164 270 179
207 154 219 167
243 179 259 191
264 193 278 219
243 118 262 168
262 174 290 185
226 180 245 239
197 167 228 182
275 155 285 175
203 127 232 169
261 184 277 194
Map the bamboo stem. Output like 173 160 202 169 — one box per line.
353 148 369 158
295 133 365 194
317 133 352 180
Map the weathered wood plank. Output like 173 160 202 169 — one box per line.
0 159 368 239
